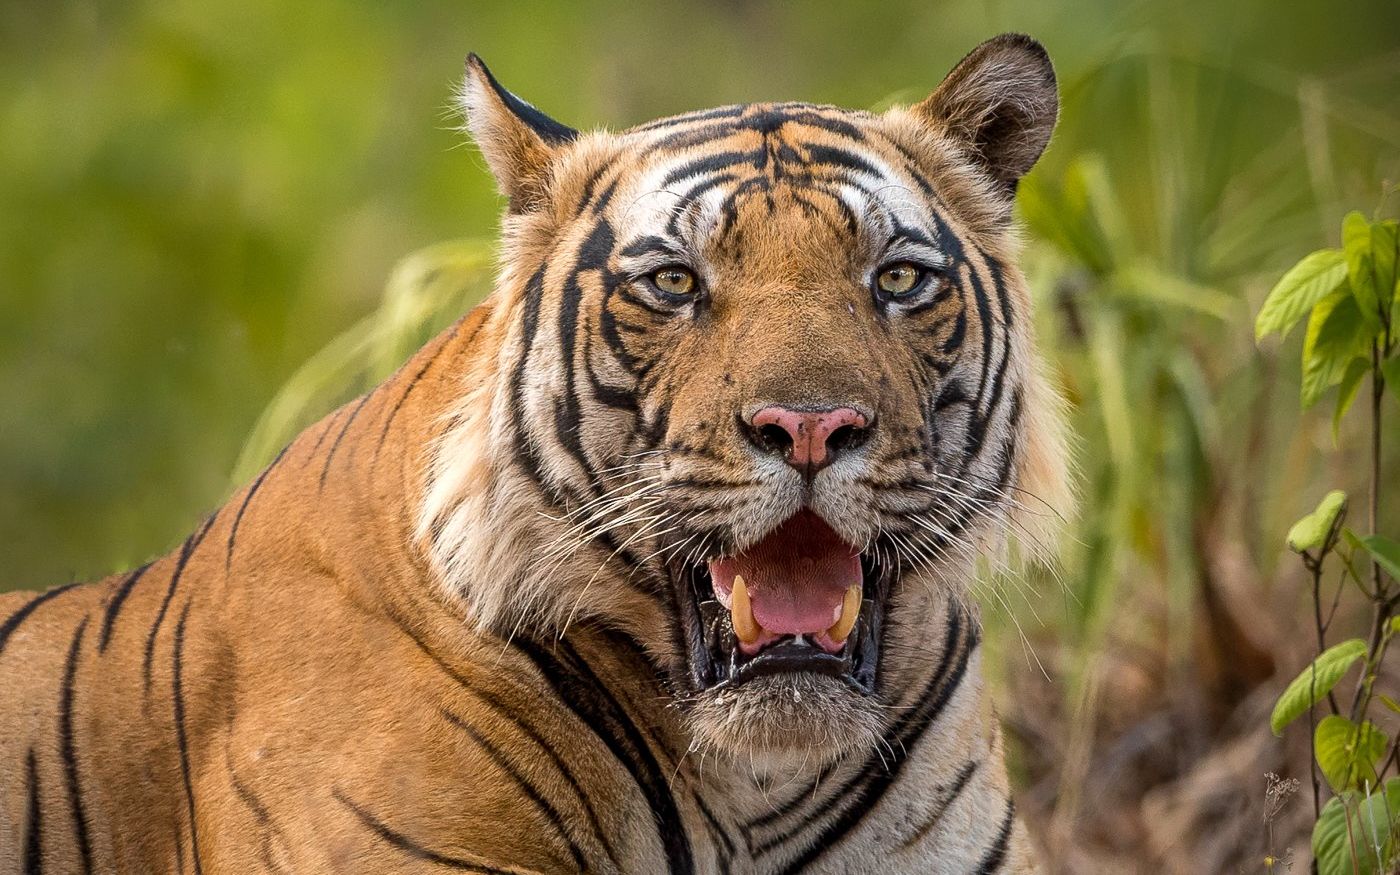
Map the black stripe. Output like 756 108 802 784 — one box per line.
225 746 290 875
24 748 42 875
59 616 94 874
0 583 80 658
803 144 883 178
171 600 203 875
307 406 346 457
974 799 1016 873
225 444 289 572
333 789 518 874
515 637 694 875
143 514 217 695
768 608 975 870
99 564 150 652
372 315 473 467
440 709 588 871
659 150 764 188
319 392 373 490
552 218 616 488
693 795 735 875
743 605 964 836
468 53 576 146
899 759 980 849
631 103 746 134
383 609 625 869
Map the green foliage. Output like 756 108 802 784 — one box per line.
1256 249 1347 341
1315 716 1390 793
1272 639 1368 735
1288 490 1348 553
1313 779 1400 875
1354 536 1400 585
1265 203 1399 870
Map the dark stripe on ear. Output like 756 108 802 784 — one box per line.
515 637 695 875
440 709 588 871
99 563 151 652
24 748 42 874
171 601 204 875
143 513 217 695
226 444 290 572
59 616 94 874
468 53 577 146
0 582 80 658
974 799 1016 873
333 788 517 874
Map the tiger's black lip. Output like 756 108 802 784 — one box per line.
673 553 891 696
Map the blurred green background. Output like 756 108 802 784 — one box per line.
2 0 1398 867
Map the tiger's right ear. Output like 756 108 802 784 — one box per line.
461 54 578 212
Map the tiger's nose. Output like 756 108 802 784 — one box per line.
744 405 872 475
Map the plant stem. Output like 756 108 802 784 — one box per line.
1373 337 1384 597
1309 555 1327 818
1350 339 1390 720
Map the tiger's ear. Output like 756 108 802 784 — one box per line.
461 54 578 212
912 34 1058 197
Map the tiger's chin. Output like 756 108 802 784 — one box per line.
670 510 897 767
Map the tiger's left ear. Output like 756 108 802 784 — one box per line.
912 33 1058 197
461 54 578 212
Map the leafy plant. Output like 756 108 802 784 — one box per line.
1259 207 1399 873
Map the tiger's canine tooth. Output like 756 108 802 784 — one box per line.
731 574 762 644
826 583 862 643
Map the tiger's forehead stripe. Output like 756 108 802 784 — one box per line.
596 103 945 259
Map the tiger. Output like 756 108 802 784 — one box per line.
0 32 1072 874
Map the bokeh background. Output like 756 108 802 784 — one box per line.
2 0 1398 870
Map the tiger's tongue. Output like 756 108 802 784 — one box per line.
707 511 860 636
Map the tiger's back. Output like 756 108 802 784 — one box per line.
2 34 1067 874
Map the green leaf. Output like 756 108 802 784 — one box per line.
1255 248 1348 340
1316 715 1390 793
1314 780 1400 875
1381 694 1400 715
1287 490 1349 553
1272 638 1368 735
1344 211 1382 330
1334 358 1371 438
1356 535 1400 583
1303 287 1372 409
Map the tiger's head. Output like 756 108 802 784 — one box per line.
423 34 1072 767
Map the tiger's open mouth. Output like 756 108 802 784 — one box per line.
677 510 891 695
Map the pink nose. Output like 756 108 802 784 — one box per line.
748 405 870 474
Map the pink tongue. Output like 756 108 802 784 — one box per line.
708 511 860 636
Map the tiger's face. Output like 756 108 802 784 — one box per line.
434 34 1071 766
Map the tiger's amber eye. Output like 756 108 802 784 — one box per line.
651 266 697 296
877 263 923 296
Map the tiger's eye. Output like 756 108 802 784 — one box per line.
877 263 923 296
651 266 697 296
